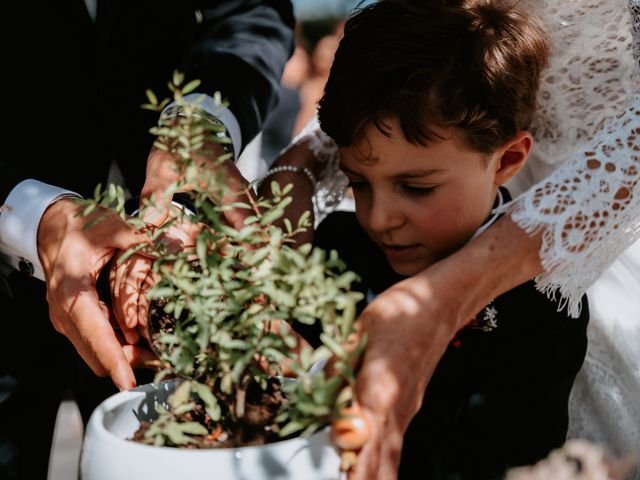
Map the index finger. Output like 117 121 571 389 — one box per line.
65 288 137 390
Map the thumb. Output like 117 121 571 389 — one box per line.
102 213 149 251
139 186 172 227
140 147 180 226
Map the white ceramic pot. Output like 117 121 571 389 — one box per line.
80 380 342 480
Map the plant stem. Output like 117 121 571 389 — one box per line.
235 374 251 419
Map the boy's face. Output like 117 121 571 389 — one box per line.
339 119 502 276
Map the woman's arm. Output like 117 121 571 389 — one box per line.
257 117 348 245
502 96 640 318
257 141 318 245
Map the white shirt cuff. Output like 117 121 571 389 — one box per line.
0 179 80 281
164 93 242 161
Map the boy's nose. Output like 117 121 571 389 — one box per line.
366 195 404 233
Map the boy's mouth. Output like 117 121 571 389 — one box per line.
379 242 420 261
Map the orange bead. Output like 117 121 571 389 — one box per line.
331 406 370 451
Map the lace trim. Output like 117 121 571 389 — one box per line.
501 98 640 318
292 116 349 223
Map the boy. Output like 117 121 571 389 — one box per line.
312 0 589 478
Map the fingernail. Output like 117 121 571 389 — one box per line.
115 368 137 391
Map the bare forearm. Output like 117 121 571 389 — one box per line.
258 142 317 245
422 213 543 330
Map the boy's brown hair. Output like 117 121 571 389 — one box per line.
318 0 549 153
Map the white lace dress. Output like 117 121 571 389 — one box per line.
295 0 640 470
507 0 640 468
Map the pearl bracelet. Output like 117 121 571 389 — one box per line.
252 165 317 191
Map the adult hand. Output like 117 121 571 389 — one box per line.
109 252 156 344
140 143 251 229
110 205 201 342
113 141 253 332
348 275 461 480
347 215 544 479
37 198 156 390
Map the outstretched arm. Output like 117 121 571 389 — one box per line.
501 96 640 317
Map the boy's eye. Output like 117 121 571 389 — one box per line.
401 184 435 196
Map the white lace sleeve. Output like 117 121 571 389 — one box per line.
503 0 640 318
291 116 349 223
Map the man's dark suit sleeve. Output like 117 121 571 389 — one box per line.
186 1 295 152
2 1 295 202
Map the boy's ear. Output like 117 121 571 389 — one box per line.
493 131 533 185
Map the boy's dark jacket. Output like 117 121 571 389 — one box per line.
306 201 589 480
